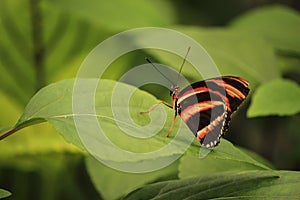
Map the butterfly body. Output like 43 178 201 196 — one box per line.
169 76 249 148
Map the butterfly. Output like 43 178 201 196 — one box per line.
141 50 250 149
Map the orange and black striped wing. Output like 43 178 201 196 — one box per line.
177 76 249 148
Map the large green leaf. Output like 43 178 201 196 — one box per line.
123 170 300 199
230 5 300 54
4 76 281 164
247 78 300 117
1 79 194 162
2 78 271 165
0 189 11 199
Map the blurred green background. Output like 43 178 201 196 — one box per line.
0 0 300 199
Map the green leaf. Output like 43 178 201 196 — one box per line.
0 0 35 105
42 7 113 82
248 78 300 117
0 189 11 199
230 5 300 54
2 79 194 162
0 0 108 105
123 170 300 200
208 140 271 170
179 155 269 180
181 139 271 179
3 78 273 164
43 0 175 31
144 26 280 89
85 156 178 200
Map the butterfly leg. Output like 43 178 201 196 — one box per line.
166 112 177 137
140 101 172 114
140 101 175 138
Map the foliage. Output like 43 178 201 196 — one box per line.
0 1 299 199
124 170 300 200
248 78 300 117
0 189 11 199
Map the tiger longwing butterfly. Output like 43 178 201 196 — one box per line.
141 49 250 149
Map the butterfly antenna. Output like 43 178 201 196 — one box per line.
176 47 191 83
145 57 175 85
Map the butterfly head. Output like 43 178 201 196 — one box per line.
170 85 180 97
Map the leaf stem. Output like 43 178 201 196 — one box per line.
0 118 46 141
30 0 46 91
0 127 23 141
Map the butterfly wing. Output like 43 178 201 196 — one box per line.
177 76 249 148
205 76 250 115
